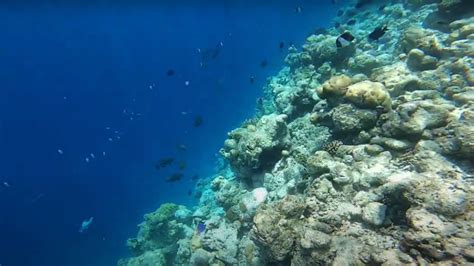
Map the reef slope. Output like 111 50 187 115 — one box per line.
119 1 474 265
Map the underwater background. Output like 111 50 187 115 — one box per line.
0 1 338 265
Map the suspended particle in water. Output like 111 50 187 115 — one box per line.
185 81 190 86
57 149 64 155
102 151 106 156
108 138 113 142
90 153 95 159
85 157 90 163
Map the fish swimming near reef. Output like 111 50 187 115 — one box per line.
166 69 175 76
279 41 285 49
347 19 356 26
166 173 183 182
193 115 203 127
260 59 268 68
79 217 94 233
200 46 220 60
191 174 199 181
155 157 175 170
178 161 187 170
176 144 187 152
249 76 255 84
196 222 206 235
355 0 372 9
314 27 327 35
198 45 221 66
336 31 355 48
368 25 388 41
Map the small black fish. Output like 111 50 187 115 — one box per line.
166 69 175 76
279 41 285 49
314 27 327 35
210 48 220 59
250 76 255 84
178 161 187 170
155 157 175 170
355 0 372 9
336 32 355 48
193 115 203 127
187 189 192 196
166 173 183 182
347 19 356 25
337 9 344 16
378 4 386 11
334 22 341 28
368 25 388 41
260 59 268 68
198 46 220 61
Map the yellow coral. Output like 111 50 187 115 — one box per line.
345 81 392 111
317 74 352 97
190 233 202 250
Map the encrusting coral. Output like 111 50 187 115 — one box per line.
119 1 474 265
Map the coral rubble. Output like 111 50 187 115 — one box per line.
119 1 474 265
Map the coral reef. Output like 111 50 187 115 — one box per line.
118 203 194 265
219 114 290 185
120 1 474 265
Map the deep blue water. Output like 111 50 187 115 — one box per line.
0 2 337 265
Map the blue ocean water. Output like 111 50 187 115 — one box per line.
0 2 337 265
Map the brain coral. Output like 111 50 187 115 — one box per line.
317 74 352 97
345 81 392 111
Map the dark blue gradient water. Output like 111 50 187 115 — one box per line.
0 2 337 265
